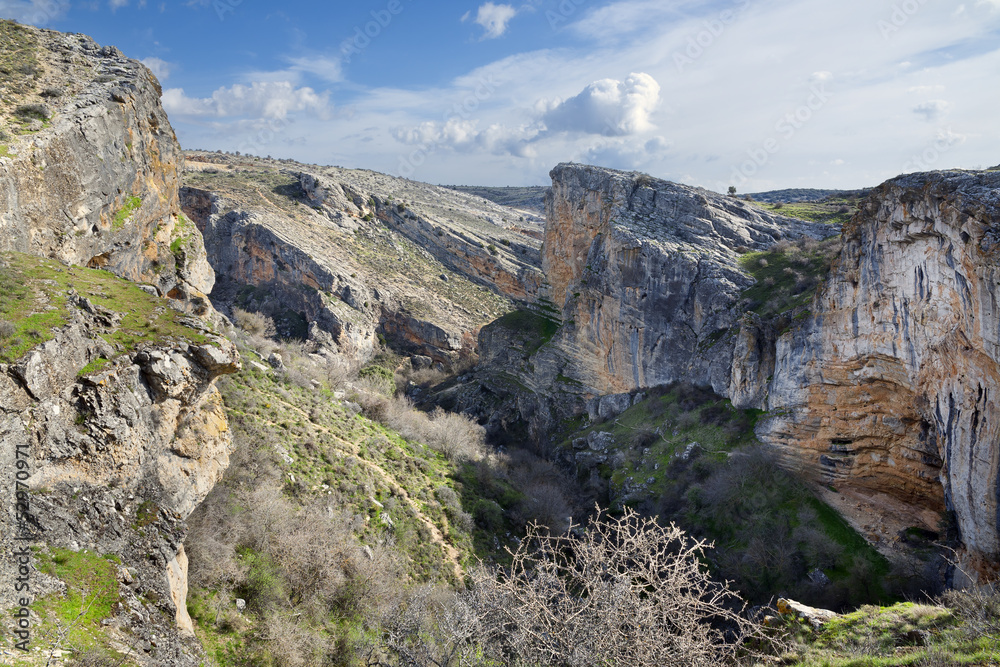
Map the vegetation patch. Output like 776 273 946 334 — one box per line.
556 382 916 611
739 236 840 319
30 547 123 659
759 198 860 226
0 252 208 364
0 20 41 101
111 196 142 231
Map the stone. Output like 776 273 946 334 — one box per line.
411 354 433 370
776 598 838 629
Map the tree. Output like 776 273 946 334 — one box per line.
728 185 737 196
375 507 776 666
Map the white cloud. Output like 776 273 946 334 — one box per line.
464 2 519 39
162 81 330 121
109 0 128 8
913 99 951 121
392 117 537 157
541 72 661 136
283 56 343 84
0 0 70 25
141 57 173 81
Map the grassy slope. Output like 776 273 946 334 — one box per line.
553 385 899 610
737 237 841 320
0 252 209 364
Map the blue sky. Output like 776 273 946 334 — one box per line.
3 0 1000 191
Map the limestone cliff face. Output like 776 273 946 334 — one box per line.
466 164 1000 577
542 163 835 395
182 153 540 366
0 24 238 661
0 26 213 312
758 170 1000 577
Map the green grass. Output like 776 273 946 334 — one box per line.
111 196 142 231
0 144 9 158
0 251 209 364
739 237 840 319
76 357 110 377
786 599 1000 666
761 200 858 226
32 548 122 655
170 212 195 258
217 354 475 582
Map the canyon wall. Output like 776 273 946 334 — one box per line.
759 170 1000 577
470 163 1000 578
182 154 543 367
0 23 237 663
541 163 835 395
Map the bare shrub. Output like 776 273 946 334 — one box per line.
0 318 15 340
459 507 775 666
379 396 485 461
233 307 277 338
939 583 1000 639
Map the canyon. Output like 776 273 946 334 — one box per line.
2 18 1000 666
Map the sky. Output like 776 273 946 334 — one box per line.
2 0 999 192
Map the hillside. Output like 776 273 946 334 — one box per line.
2 19 1000 667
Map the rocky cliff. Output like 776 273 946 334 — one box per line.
757 170 1000 579
0 22 214 314
463 164 1000 581
541 163 836 395
181 152 542 367
0 22 237 664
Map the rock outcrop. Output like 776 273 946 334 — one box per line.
0 22 237 662
758 170 1000 578
0 259 239 664
182 152 543 366
464 164 1000 579
0 23 213 313
541 163 836 395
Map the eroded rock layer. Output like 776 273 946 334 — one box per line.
0 26 213 310
182 153 543 366
542 163 835 395
760 170 1000 576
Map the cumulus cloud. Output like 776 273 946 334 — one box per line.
392 118 536 157
913 99 951 121
141 57 173 81
463 2 519 39
0 0 70 25
541 72 661 136
162 81 330 121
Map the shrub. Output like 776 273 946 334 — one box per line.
0 318 15 340
233 307 277 338
459 507 776 666
15 103 49 120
